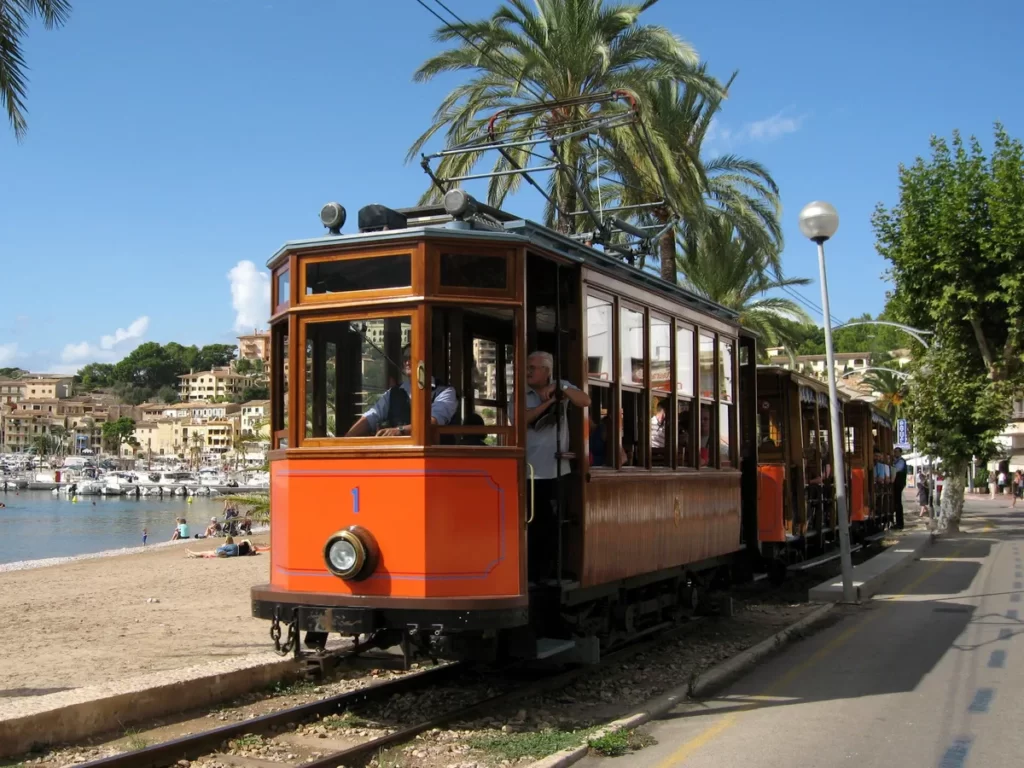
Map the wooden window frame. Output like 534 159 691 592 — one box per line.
648 311 672 470
428 304 520 447
298 246 420 305
296 306 424 448
272 265 292 315
585 287 618 469
426 242 520 300
718 335 738 469
618 300 647 469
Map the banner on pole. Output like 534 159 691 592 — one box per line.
896 418 911 449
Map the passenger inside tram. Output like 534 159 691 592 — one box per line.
345 344 457 437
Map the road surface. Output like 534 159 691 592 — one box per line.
578 496 1024 768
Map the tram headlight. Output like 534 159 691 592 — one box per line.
323 528 374 580
320 202 347 234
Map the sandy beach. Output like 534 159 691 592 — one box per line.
0 535 275 698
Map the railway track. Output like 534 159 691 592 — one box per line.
71 620 706 768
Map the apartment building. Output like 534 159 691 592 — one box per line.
178 367 252 402
240 400 270 437
238 329 271 364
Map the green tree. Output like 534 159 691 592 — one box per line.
75 362 115 390
859 368 909 419
113 342 185 391
101 417 136 455
873 124 1024 531
407 0 717 232
197 344 237 369
675 214 811 356
0 367 28 378
607 75 782 284
50 425 68 456
156 385 179 404
1 0 70 140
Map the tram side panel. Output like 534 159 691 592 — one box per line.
268 456 522 599
580 473 742 587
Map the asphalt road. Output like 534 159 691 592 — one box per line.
578 496 1024 768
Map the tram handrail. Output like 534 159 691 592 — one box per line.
527 463 535 524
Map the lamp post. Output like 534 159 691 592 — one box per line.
799 201 855 604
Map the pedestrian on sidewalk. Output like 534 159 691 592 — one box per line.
999 470 1008 496
990 470 997 500
893 448 908 529
917 472 931 518
1013 470 1022 509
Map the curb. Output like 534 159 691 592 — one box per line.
808 531 934 602
0 655 299 758
526 602 836 768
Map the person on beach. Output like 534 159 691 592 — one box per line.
142 527 148 546
170 518 189 540
186 537 269 559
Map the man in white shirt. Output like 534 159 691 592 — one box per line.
510 350 590 583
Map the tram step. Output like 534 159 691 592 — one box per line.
535 637 577 659
787 544 863 571
863 532 888 543
752 572 769 583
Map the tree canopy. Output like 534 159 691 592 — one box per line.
872 124 1024 531
74 342 240 403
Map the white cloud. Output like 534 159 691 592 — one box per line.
743 111 803 142
705 110 805 152
228 260 271 333
0 342 17 365
61 315 151 365
100 316 149 350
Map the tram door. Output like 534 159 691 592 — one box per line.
525 252 584 584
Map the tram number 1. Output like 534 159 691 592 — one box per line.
351 486 360 514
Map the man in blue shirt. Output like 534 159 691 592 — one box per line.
346 345 458 437
892 447 908 529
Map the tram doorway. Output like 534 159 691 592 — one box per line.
525 253 585 587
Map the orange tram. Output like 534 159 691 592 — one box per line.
251 195 895 663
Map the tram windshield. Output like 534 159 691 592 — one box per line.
304 315 412 439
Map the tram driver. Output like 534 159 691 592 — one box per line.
345 345 457 437
511 351 591 583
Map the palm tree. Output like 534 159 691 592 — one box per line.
50 425 67 456
407 0 719 231
606 76 782 283
1 1 71 140
860 368 909 419
189 432 204 470
677 214 811 355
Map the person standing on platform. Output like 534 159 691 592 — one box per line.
892 448 908 529
512 350 591 584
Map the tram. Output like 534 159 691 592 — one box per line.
845 399 896 536
250 193 761 662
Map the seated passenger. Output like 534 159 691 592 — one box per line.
346 345 457 437
461 412 488 446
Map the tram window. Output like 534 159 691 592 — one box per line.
305 254 411 296
587 295 613 381
650 316 671 391
719 403 733 468
650 395 670 468
719 339 734 404
757 399 784 456
698 402 714 467
677 399 692 467
275 270 290 310
432 307 516 447
271 323 289 449
699 333 714 399
440 252 508 290
304 316 412 440
845 425 862 456
676 325 694 397
622 390 644 467
588 386 616 468
620 307 645 386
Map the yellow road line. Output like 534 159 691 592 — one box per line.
656 548 962 767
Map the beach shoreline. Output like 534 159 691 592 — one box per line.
0 525 270 574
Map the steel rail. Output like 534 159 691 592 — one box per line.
72 663 463 768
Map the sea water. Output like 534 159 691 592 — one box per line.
0 490 231 565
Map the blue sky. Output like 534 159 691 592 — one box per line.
2 0 1022 374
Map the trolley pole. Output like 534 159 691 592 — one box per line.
800 201 855 604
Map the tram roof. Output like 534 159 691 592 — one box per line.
268 204 741 324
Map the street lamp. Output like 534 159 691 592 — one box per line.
799 201 855 604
